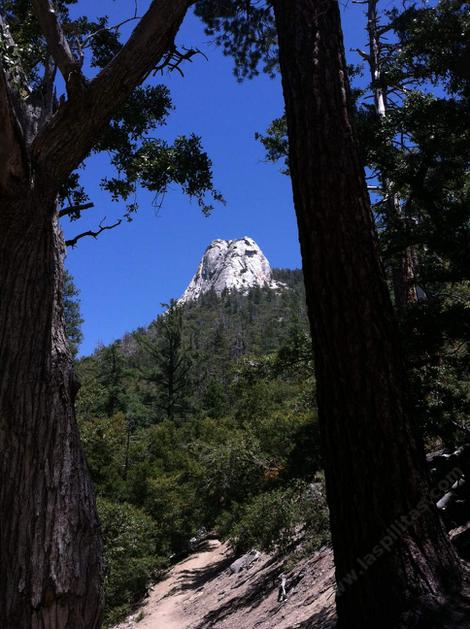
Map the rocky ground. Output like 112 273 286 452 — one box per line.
113 533 470 629
112 540 336 629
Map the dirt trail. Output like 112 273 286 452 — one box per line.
114 540 470 629
131 540 229 629
114 540 337 629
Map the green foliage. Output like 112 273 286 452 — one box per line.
97 497 160 627
0 1 222 227
77 280 323 621
255 115 289 174
194 0 277 80
390 0 470 97
101 131 224 218
194 429 267 509
79 413 128 499
95 343 128 417
136 301 193 422
227 480 330 554
63 270 83 357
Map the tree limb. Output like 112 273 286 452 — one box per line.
153 46 207 78
0 15 26 193
65 217 122 248
31 0 84 93
37 56 58 128
354 48 370 62
59 201 94 218
82 16 142 49
0 67 25 193
32 0 194 187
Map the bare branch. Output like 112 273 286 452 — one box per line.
153 46 207 78
82 16 142 49
354 48 370 62
58 201 94 218
377 23 395 36
65 217 122 248
31 0 84 93
32 0 194 186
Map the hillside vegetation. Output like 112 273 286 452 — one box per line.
76 270 331 625
73 257 470 625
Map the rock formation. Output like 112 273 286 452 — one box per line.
180 237 283 303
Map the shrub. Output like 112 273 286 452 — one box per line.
97 497 161 626
227 479 330 554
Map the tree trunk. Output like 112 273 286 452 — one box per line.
272 0 461 626
0 3 196 625
0 187 103 628
392 241 419 311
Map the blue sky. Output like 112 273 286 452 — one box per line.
64 1 369 355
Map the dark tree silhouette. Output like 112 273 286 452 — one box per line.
0 1 199 626
271 0 461 626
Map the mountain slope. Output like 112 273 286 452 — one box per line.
113 536 470 629
112 540 336 629
75 248 317 626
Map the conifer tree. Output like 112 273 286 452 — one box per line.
0 1 216 625
195 0 464 625
137 301 193 422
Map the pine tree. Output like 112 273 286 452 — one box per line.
137 301 193 423
272 1 461 625
195 0 463 625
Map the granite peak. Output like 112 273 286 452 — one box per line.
180 237 282 303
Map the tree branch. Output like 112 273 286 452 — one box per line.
0 18 26 192
65 217 122 248
59 201 94 218
32 0 194 187
0 73 25 193
153 46 207 78
354 48 370 62
31 0 84 93
82 16 142 49
37 56 58 127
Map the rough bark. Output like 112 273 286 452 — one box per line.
0 1 194 626
272 0 461 626
392 241 419 310
0 18 26 192
0 191 103 628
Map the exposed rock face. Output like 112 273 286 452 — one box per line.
180 237 282 303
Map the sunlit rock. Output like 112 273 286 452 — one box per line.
180 237 283 303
